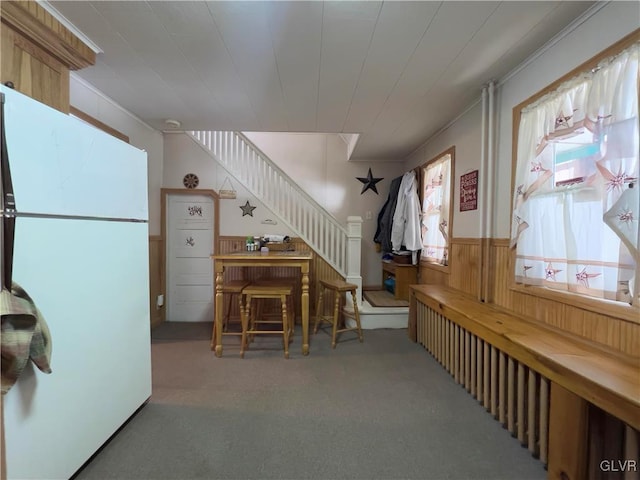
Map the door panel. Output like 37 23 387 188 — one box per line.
167 194 215 322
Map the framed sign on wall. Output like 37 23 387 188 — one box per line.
460 170 478 212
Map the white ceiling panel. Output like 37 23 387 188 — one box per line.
342 1 441 133
316 2 381 131
267 2 323 131
49 0 598 159
205 1 289 130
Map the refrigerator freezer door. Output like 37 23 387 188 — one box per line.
1 85 148 221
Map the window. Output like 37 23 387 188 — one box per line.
511 43 639 305
421 147 453 266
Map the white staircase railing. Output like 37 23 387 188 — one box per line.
188 131 356 279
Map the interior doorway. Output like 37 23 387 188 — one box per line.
162 189 219 322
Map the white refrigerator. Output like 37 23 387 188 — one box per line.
1 86 152 479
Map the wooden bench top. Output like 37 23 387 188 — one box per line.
409 284 640 430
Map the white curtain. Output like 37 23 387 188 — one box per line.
422 154 451 265
510 44 639 304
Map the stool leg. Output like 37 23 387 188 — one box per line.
331 291 341 349
288 294 295 341
240 294 249 358
350 289 364 342
281 294 290 359
210 312 217 349
246 295 254 345
223 292 233 331
314 285 325 334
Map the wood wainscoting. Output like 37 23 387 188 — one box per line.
418 238 482 298
149 235 163 327
417 237 639 357
488 239 639 358
449 238 481 298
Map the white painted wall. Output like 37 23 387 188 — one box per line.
69 74 164 235
403 102 483 238
243 132 403 285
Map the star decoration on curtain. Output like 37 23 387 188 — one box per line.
575 267 600 288
545 262 562 281
240 201 256 217
356 168 383 194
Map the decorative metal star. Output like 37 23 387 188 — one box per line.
356 168 383 194
240 200 256 217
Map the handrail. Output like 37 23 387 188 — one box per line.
187 130 350 277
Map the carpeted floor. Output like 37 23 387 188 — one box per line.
364 290 409 307
74 322 546 480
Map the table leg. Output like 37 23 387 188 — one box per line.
214 267 224 357
301 266 310 355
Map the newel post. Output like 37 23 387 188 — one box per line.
346 216 363 306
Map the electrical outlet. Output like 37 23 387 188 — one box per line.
365 211 373 220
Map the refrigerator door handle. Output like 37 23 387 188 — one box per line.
1 92 16 289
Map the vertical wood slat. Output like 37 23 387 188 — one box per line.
517 362 526 444
476 337 483 402
507 356 515 434
465 331 471 392
528 371 537 456
499 351 506 425
624 425 639 480
491 346 498 417
540 377 549 465
454 325 460 384
470 333 476 397
484 341 490 410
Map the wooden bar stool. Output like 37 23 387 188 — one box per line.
254 277 297 337
210 279 249 350
314 279 363 348
241 284 293 359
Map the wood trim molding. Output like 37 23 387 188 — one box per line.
160 189 220 323
450 237 481 245
0 1 95 70
70 106 129 143
490 238 511 247
419 261 450 275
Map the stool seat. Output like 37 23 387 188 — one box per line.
241 284 294 359
319 279 358 292
222 279 250 293
314 279 363 348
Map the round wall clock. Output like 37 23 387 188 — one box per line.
183 173 199 189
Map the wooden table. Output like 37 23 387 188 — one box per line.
211 250 312 357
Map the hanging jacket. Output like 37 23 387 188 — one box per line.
391 170 422 255
374 175 402 253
